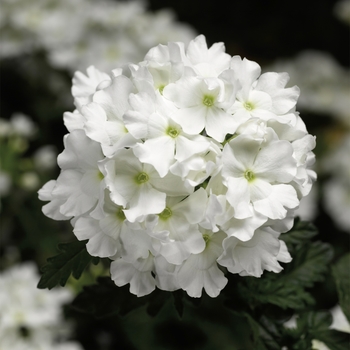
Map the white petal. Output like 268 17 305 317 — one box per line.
124 184 166 222
170 105 206 135
205 107 237 142
133 137 175 177
226 177 252 219
253 184 299 220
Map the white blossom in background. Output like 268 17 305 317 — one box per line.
34 145 58 171
294 184 318 222
0 262 83 350
0 0 196 72
265 51 350 126
322 135 350 232
0 113 38 139
334 0 350 25
39 35 317 298
0 113 57 195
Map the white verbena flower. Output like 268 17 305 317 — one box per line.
39 35 316 298
0 262 83 350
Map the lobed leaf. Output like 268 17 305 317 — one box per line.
280 218 318 249
332 253 350 323
281 241 333 288
37 240 99 289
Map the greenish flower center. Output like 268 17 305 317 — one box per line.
166 126 180 138
97 171 104 181
116 208 126 221
159 207 172 220
244 169 255 182
243 101 254 111
135 172 149 184
203 95 215 107
158 85 165 94
203 233 210 245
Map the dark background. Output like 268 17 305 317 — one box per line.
0 0 349 349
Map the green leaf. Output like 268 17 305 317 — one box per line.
71 277 145 318
146 289 170 317
244 313 280 350
239 275 314 310
37 240 99 289
280 218 318 249
332 253 350 322
238 241 333 311
314 330 350 350
296 311 350 350
282 241 333 288
172 290 184 318
297 311 332 332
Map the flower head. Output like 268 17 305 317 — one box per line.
39 35 316 298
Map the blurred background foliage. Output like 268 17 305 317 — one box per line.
0 0 349 349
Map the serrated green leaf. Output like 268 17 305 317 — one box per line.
282 241 333 288
296 311 350 350
280 218 318 249
238 275 314 311
332 253 350 322
297 311 332 332
238 241 332 311
258 281 314 310
244 313 280 350
314 330 350 350
37 240 99 289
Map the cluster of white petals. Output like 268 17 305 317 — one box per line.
39 35 316 298
0 263 82 350
0 0 195 72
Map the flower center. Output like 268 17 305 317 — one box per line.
116 207 126 221
244 169 255 182
166 126 180 138
135 172 149 184
158 85 165 94
97 171 104 180
243 101 254 111
159 207 172 220
203 95 215 107
203 233 210 246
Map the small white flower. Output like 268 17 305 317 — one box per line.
177 229 227 298
222 132 299 220
218 227 292 277
0 263 82 350
163 76 237 142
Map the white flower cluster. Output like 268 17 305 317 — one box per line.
39 35 316 298
0 263 82 350
0 0 195 72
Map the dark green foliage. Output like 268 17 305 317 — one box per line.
38 219 350 349
332 253 350 322
280 218 318 249
71 277 146 318
238 232 333 311
71 277 174 319
37 240 99 289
